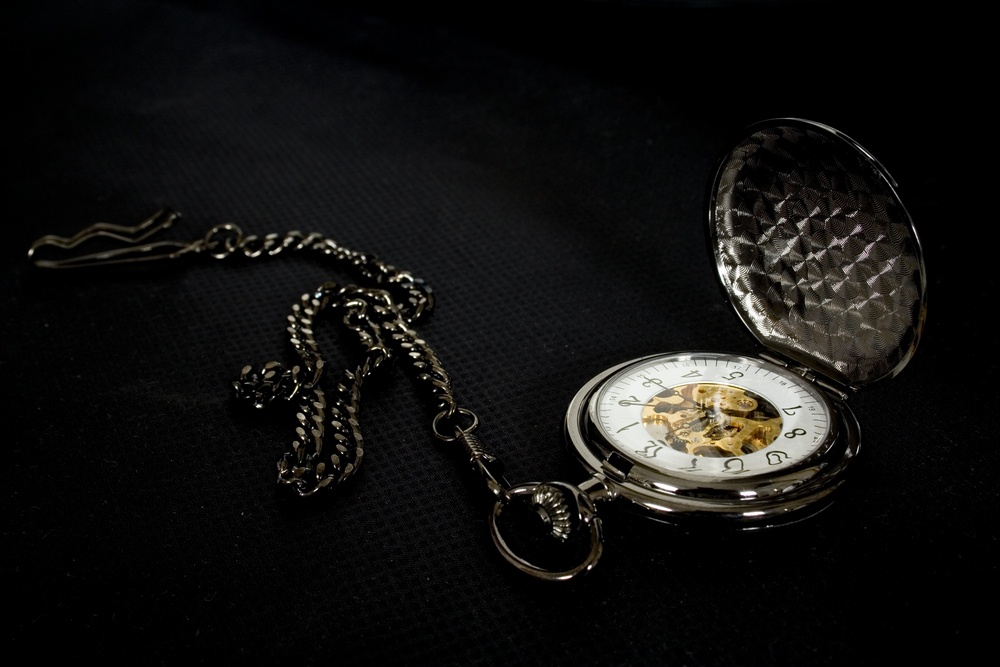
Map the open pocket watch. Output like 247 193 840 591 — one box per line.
493 118 927 578
27 118 927 582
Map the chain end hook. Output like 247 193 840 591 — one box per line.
27 208 196 268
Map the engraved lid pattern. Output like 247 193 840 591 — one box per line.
709 119 927 389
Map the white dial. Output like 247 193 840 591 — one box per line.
590 352 833 479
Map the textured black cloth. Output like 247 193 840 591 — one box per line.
5 1 990 665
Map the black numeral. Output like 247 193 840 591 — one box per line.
767 451 789 465
635 441 663 458
618 396 651 407
723 459 749 474
642 376 665 389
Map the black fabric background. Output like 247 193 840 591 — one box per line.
5 1 992 664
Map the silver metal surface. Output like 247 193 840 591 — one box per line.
708 118 927 389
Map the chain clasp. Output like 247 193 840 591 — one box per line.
489 478 608 581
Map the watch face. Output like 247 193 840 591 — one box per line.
590 352 833 480
565 351 859 525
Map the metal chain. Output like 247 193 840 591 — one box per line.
28 208 606 580
201 222 434 324
233 276 507 500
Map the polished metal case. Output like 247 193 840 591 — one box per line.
565 352 860 527
708 119 926 390
564 118 926 528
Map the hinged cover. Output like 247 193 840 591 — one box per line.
708 118 927 390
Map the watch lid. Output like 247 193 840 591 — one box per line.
708 118 927 390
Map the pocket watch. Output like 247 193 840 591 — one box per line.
27 118 927 582
560 118 926 536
